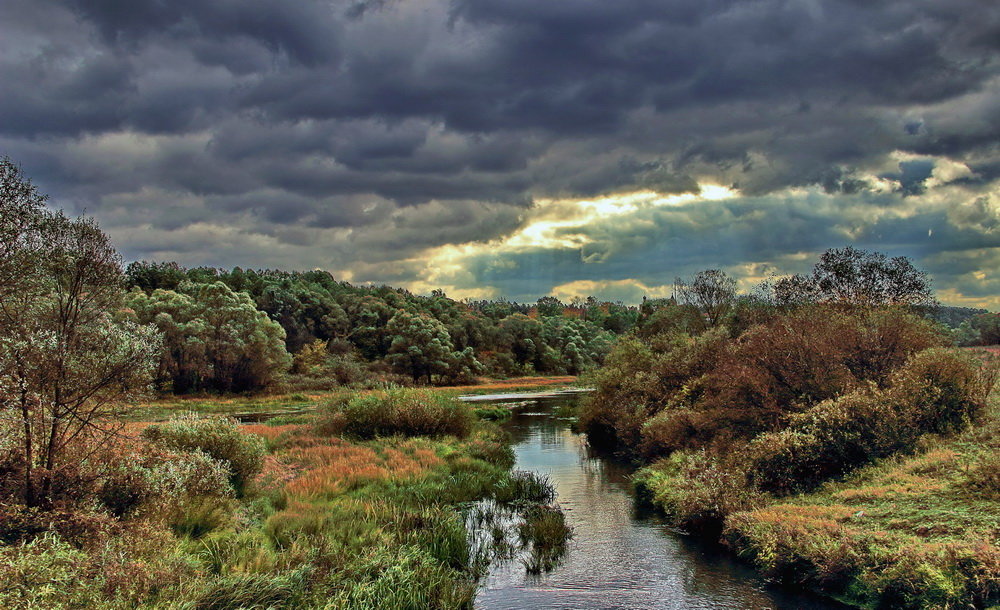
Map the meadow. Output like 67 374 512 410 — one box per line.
0 385 574 609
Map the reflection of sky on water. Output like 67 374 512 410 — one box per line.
476 395 847 610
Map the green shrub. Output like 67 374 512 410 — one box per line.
889 347 993 435
746 391 901 495
142 415 267 495
334 389 473 439
748 348 994 495
97 447 230 519
636 451 762 533
518 505 572 574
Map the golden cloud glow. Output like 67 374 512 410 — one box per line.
549 279 673 302
505 185 736 250
410 184 737 297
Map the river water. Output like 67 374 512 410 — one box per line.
473 392 847 610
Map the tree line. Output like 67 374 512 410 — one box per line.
122 262 636 392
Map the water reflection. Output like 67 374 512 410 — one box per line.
475 394 847 610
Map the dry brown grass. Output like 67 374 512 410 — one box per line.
241 424 307 444
446 376 577 392
279 438 444 499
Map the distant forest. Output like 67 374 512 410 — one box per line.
122 261 997 395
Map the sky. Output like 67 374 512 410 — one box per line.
2 0 999 307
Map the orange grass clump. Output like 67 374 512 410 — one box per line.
241 424 307 444
281 439 444 500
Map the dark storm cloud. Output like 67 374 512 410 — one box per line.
1 0 998 302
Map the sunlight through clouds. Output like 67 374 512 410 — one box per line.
415 185 738 297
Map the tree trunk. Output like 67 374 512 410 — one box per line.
20 390 35 507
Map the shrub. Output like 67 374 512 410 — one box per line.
888 347 994 435
962 451 1000 499
579 329 727 453
518 505 572 574
748 348 995 495
636 451 762 534
0 503 115 546
334 389 473 439
584 306 947 458
142 415 267 495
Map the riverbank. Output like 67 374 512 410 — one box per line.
477 392 847 609
637 396 1000 608
722 401 1000 609
0 386 571 609
126 376 580 422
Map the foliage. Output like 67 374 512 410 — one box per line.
493 470 556 506
142 415 267 495
635 451 763 534
126 261 630 386
386 311 483 384
774 246 935 308
126 282 291 393
583 304 947 459
97 443 231 519
746 348 993 495
518 505 572 574
323 388 475 439
0 157 161 508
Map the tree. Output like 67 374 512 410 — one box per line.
0 157 161 507
774 247 934 308
535 296 564 318
386 311 456 383
127 282 291 393
675 269 738 327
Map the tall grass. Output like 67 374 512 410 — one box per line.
320 388 474 439
518 505 572 574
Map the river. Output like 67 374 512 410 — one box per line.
471 392 847 610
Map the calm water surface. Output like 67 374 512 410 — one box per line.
474 393 847 610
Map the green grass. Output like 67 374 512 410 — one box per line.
720 400 1000 609
2 382 575 609
126 376 581 422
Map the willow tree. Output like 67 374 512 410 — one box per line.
0 157 160 507
126 281 291 393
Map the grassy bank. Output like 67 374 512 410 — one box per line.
127 376 579 422
633 366 1000 609
720 403 1000 609
578 298 999 608
0 387 570 609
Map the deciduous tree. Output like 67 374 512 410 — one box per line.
0 157 161 506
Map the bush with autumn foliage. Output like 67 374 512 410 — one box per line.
584 249 1000 608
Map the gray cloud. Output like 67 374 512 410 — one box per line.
1 0 998 304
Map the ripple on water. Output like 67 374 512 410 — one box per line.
474 394 849 610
